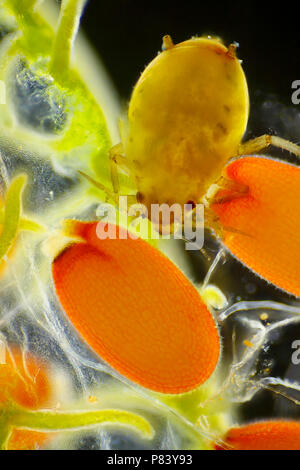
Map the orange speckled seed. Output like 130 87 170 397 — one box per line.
0 347 52 450
211 156 300 297
7 430 50 451
52 222 220 394
215 421 300 450
0 348 51 410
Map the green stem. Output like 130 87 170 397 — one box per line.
50 0 87 77
22 0 40 9
0 175 26 260
12 408 154 440
7 0 40 15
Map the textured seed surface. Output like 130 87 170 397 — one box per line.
52 222 220 394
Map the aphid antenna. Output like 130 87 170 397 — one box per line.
50 0 88 78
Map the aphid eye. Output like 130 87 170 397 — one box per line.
186 200 196 209
136 191 145 203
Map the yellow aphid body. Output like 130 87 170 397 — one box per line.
125 37 249 209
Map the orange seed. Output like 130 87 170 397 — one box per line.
0 347 52 450
52 221 220 394
211 156 300 297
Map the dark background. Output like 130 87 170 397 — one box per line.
81 0 300 104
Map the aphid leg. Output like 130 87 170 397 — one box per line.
238 135 300 158
202 178 251 238
110 145 134 173
78 171 118 204
79 143 133 203
203 206 224 239
109 144 140 214
109 143 125 195
203 177 248 233
211 176 249 204
79 144 137 212
186 200 220 240
204 205 251 239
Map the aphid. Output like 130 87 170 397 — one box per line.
211 156 300 297
215 420 300 450
52 221 220 394
116 36 249 217
84 35 300 226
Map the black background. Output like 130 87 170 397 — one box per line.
81 0 300 104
